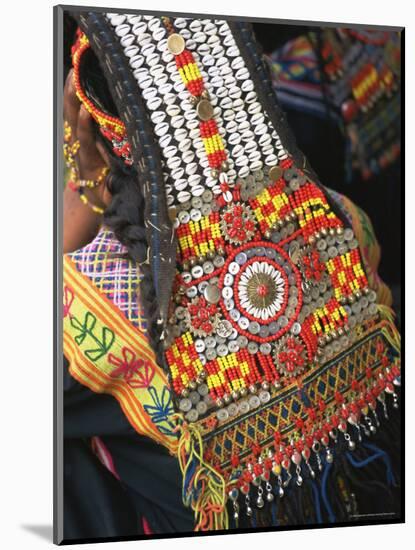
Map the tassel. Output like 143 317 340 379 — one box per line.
173 415 229 531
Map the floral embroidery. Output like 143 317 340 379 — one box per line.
108 347 155 389
144 386 175 436
63 285 75 318
70 311 115 361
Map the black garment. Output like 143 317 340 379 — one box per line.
63 357 195 542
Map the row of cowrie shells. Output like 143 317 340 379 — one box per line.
106 14 288 210
107 13 222 209
176 18 288 170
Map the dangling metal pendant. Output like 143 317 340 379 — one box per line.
256 486 264 508
245 494 253 517
295 465 303 486
265 481 274 502
344 432 356 451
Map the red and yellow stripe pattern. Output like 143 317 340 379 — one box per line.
177 212 225 260
165 332 205 394
327 250 368 300
204 349 261 400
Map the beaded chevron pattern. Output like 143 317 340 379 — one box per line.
104 13 401 526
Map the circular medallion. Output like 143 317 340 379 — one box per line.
220 203 256 245
218 242 303 343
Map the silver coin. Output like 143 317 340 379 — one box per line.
216 320 234 338
344 228 354 241
186 409 199 422
238 400 250 414
248 395 261 408
204 284 220 304
179 398 192 412
196 401 208 415
217 409 229 422
227 403 238 417
259 390 271 404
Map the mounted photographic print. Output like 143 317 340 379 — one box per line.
54 5 403 544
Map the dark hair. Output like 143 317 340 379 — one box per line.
64 13 164 365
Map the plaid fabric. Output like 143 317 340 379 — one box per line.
68 228 147 333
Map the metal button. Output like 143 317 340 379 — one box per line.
196 99 214 121
238 317 250 330
203 261 214 275
258 325 269 338
236 252 248 265
247 342 259 354
229 262 240 275
344 228 354 241
204 283 220 304
222 287 233 300
186 286 197 298
217 343 229 357
259 343 272 355
195 339 206 353
205 348 217 360
230 308 241 322
228 340 239 352
224 273 234 286
269 165 283 181
167 33 186 55
213 256 225 268
191 265 204 278
249 321 260 334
